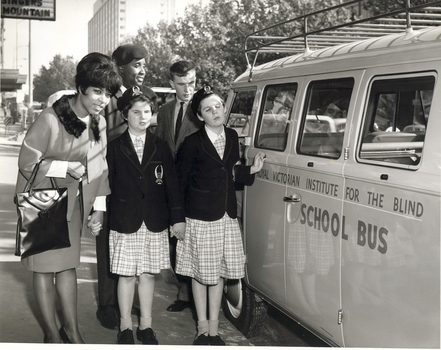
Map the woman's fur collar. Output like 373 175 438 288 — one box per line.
52 94 100 142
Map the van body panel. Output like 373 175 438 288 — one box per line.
227 25 441 348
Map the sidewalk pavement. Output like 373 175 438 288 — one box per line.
0 124 253 348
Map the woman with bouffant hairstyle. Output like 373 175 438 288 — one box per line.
15 52 121 343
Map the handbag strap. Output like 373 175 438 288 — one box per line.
22 160 60 194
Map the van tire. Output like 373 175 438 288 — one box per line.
221 278 268 338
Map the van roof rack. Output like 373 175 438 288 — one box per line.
245 0 441 70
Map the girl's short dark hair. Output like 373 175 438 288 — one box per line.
121 94 155 120
75 52 122 96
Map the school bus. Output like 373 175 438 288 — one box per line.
221 1 441 347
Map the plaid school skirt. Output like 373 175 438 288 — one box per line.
109 222 170 276
175 214 246 285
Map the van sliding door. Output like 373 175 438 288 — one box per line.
341 72 440 348
285 76 357 346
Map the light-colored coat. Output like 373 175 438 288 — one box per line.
15 95 110 233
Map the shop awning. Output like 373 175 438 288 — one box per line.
1 69 27 92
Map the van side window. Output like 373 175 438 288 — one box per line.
255 84 297 151
227 89 256 137
298 78 354 159
359 75 434 167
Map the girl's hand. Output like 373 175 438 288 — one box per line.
250 152 266 174
87 211 104 236
67 161 85 180
171 222 186 241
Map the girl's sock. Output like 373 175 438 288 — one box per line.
139 316 152 330
197 320 209 336
209 319 219 336
120 317 132 331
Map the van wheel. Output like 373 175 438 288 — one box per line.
221 279 268 338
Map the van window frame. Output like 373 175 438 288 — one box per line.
357 72 435 170
297 77 354 159
225 87 257 138
254 83 298 151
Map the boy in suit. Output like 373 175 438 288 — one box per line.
155 60 203 312
107 86 186 344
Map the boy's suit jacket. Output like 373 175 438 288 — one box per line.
154 99 203 159
176 126 255 222
107 129 185 233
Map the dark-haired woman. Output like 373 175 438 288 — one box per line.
15 52 122 343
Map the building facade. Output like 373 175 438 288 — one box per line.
88 0 176 55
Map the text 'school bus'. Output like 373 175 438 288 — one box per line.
221 1 441 348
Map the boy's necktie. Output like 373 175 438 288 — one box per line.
174 101 184 143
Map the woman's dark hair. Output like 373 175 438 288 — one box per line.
121 94 155 121
75 52 122 96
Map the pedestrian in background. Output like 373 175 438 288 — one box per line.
155 60 203 313
15 52 121 343
175 86 265 345
97 43 158 331
107 86 186 344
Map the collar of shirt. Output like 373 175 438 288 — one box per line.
205 125 225 145
128 131 146 144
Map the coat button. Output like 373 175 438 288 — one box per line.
141 193 145 198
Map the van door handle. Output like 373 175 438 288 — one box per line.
283 196 301 203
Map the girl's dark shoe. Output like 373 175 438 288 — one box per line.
117 328 135 344
59 327 72 344
209 334 226 346
193 332 210 345
136 327 158 345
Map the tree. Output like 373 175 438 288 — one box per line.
127 0 349 95
33 55 76 103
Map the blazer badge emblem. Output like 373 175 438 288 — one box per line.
155 165 163 184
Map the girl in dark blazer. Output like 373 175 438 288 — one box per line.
107 86 186 345
175 86 265 345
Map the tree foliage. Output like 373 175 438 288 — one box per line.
33 55 76 103
31 0 365 100
128 0 350 95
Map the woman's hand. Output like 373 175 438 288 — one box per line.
67 161 85 180
87 210 104 236
171 222 186 241
250 152 266 174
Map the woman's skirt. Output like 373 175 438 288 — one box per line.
176 214 246 285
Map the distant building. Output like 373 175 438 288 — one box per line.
88 0 176 55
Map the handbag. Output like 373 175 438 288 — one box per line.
15 160 70 259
